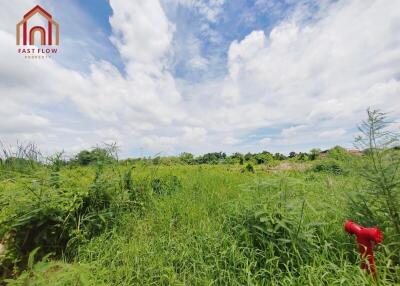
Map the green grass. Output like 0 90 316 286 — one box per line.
1 163 399 285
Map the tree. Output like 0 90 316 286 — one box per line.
254 152 273 164
179 152 194 164
328 146 350 161
197 152 226 164
296 152 308 161
273 153 287 160
75 147 116 166
309 148 321 160
244 153 253 161
351 109 400 236
229 153 244 165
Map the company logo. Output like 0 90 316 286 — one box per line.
16 5 60 59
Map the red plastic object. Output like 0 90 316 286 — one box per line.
344 220 383 275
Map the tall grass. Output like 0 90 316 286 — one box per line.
1 156 399 284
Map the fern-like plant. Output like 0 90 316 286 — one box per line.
351 109 400 236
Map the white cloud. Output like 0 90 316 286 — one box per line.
1 0 400 156
259 137 272 145
222 136 239 146
318 128 346 139
215 0 400 148
281 125 308 138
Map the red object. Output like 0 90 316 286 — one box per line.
344 220 383 275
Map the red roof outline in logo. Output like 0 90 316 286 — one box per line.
24 5 52 20
16 5 59 46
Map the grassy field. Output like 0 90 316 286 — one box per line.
0 152 399 285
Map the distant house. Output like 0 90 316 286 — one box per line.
347 149 363 156
319 149 330 158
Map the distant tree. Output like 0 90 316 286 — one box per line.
289 151 296 158
197 152 226 164
273 153 287 160
179 152 194 164
75 147 116 166
152 156 161 165
244 153 253 161
76 150 92 166
243 163 254 173
254 152 274 164
309 148 321 160
229 153 244 165
328 146 350 161
297 152 309 161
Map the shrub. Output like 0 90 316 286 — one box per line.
327 146 352 161
349 109 400 238
150 175 182 195
309 148 321 161
4 249 101 285
0 168 120 276
228 179 320 274
242 163 254 173
313 159 345 175
74 145 118 166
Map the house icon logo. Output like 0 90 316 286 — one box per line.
16 5 60 46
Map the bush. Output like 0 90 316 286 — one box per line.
327 146 352 161
4 249 101 285
228 179 320 274
313 159 346 175
242 163 254 173
349 109 400 239
151 175 182 195
0 168 120 277
74 144 119 166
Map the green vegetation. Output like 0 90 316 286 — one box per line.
0 111 399 285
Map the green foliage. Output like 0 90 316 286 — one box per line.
230 180 319 273
313 159 346 175
254 151 274 164
0 165 144 277
5 249 101 285
0 142 42 173
328 146 353 161
228 152 244 164
309 148 321 160
296 152 309 161
349 109 400 240
1 141 400 284
242 163 254 173
196 152 227 164
179 152 194 164
74 145 118 166
150 175 182 195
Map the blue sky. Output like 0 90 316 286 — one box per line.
1 0 399 157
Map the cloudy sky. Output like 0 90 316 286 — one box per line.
1 0 400 157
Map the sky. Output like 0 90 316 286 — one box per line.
1 0 400 158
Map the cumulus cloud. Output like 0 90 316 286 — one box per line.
214 0 400 151
1 0 400 156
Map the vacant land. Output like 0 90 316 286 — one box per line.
0 147 399 286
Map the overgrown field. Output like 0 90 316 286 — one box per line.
1 151 399 285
